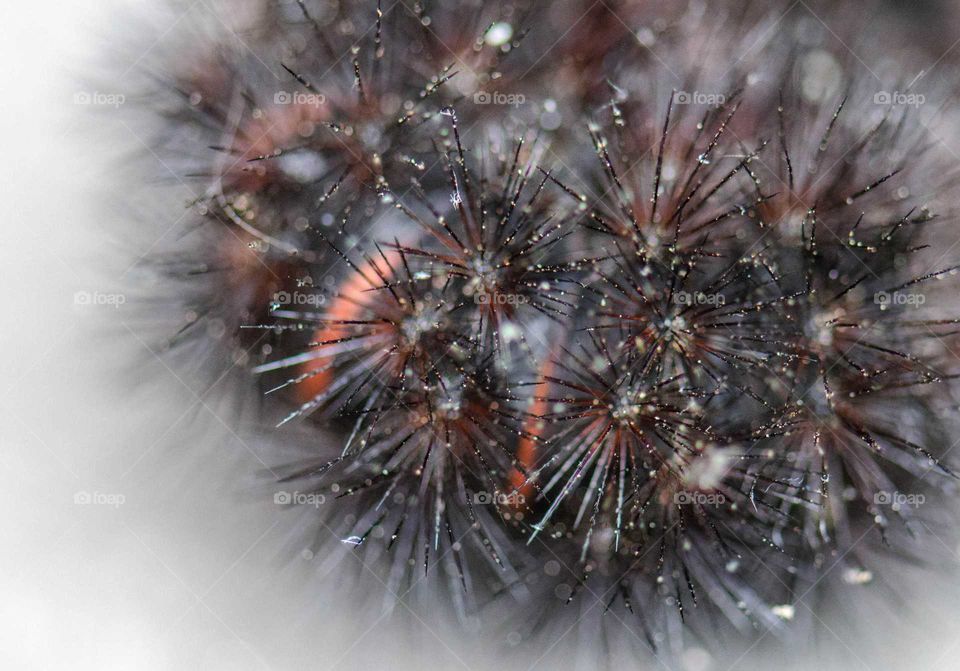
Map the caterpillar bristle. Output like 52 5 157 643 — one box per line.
122 0 960 663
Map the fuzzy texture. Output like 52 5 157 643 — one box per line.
132 0 960 662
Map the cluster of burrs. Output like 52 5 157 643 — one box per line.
139 0 960 656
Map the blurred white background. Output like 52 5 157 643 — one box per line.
3 2 960 670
